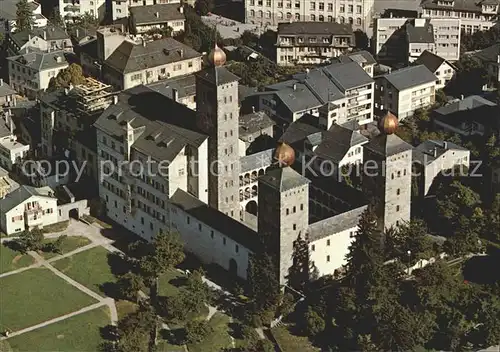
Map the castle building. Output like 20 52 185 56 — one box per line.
362 112 412 230
195 45 241 219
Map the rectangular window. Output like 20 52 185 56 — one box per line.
187 216 190 224
198 224 202 231
211 230 214 238
223 237 226 245
235 245 239 253
327 239 330 246
327 255 330 262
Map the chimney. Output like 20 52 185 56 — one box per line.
460 94 464 100
0 78 3 86
76 28 79 38
113 95 119 104
64 88 69 95
497 54 500 63
293 83 297 91
252 106 255 113
390 11 393 18
178 48 183 58
9 115 14 135
443 141 447 149
172 88 178 102
179 6 183 13
154 11 159 18
43 31 47 40
142 38 146 47
433 147 437 158
28 34 31 41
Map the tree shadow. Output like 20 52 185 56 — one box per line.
99 324 119 341
107 252 132 277
462 255 500 285
169 276 188 288
227 321 243 340
159 327 186 346
3 240 24 253
99 281 121 300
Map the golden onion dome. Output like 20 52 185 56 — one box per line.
208 44 226 67
275 142 295 167
379 111 399 135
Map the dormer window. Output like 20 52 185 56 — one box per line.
298 37 304 43
310 37 317 43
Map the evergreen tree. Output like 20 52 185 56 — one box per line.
139 231 185 281
15 0 34 32
247 252 280 321
115 303 157 352
287 233 318 292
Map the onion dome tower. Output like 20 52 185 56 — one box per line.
274 141 295 166
378 111 399 135
208 44 227 67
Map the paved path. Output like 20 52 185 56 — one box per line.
0 301 107 341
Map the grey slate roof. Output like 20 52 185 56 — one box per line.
240 149 273 173
0 0 38 21
415 50 449 73
318 61 373 91
259 166 310 192
279 114 323 144
473 43 500 64
308 205 367 241
130 4 184 25
94 84 207 163
239 111 275 137
104 38 201 74
0 185 55 213
364 133 413 157
10 25 69 48
413 139 468 165
7 51 68 71
406 20 434 43
313 124 368 163
195 66 240 86
147 74 196 100
432 95 500 127
0 80 16 97
338 50 377 65
421 0 493 13
169 189 261 252
384 65 437 91
277 22 353 36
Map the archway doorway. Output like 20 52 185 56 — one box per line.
245 200 257 216
229 258 238 276
69 208 79 219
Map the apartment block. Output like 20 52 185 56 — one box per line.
112 0 179 21
415 50 457 89
373 17 460 64
375 65 437 120
129 4 185 35
421 0 499 34
245 0 374 32
276 22 354 66
59 0 106 21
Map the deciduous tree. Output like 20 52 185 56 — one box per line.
48 63 86 90
16 0 34 32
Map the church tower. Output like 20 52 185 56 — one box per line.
257 143 310 285
195 44 240 219
363 112 412 230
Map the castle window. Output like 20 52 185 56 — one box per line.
211 230 214 238
187 216 190 224
391 173 394 179
224 114 227 121
311 244 315 251
397 171 401 177
350 231 354 238
327 255 330 262
300 204 304 210
397 188 400 195
223 237 226 245
293 224 297 230
327 239 330 246
286 209 289 215
225 197 229 203
404 169 407 176
235 245 239 253
229 96 233 102
396 205 400 212
224 97 227 103
150 222 153 230
141 217 144 225
198 224 202 231
293 206 296 213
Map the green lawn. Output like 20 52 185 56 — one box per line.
41 236 92 259
115 300 138 320
272 326 319 352
52 246 116 297
158 269 186 297
187 313 233 352
0 244 34 274
0 268 97 331
5 307 110 352
42 220 70 233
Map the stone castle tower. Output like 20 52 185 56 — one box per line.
195 44 240 219
258 144 310 285
363 112 412 230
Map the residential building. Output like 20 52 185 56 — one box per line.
245 0 374 32
363 112 412 230
413 140 470 195
470 43 500 87
259 61 374 127
94 84 209 241
0 0 47 33
0 185 89 235
6 26 72 56
238 110 275 155
276 22 354 66
335 50 377 77
101 36 202 90
432 95 500 137
421 0 499 34
373 17 460 64
0 79 16 107
58 0 106 22
375 65 437 120
0 111 30 171
415 50 457 89
112 0 180 21
7 51 69 99
147 74 197 110
129 4 185 35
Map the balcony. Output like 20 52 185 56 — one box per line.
239 188 258 202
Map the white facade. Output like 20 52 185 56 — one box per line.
7 52 68 99
58 0 106 21
421 0 498 34
374 17 461 63
4 0 47 32
134 20 185 35
112 0 180 20
0 135 30 171
169 203 252 279
0 188 58 235
432 60 456 89
245 0 374 32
